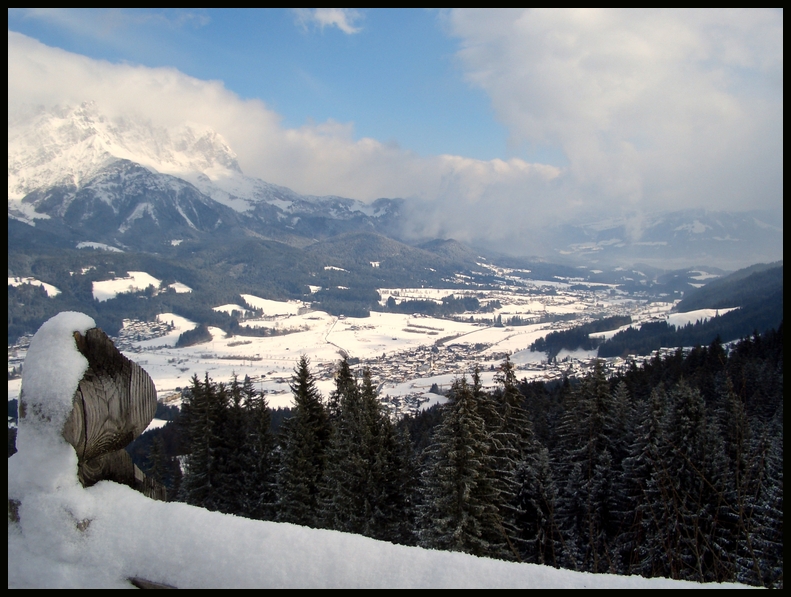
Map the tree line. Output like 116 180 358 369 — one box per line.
146 324 782 587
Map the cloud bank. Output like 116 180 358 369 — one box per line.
447 8 783 215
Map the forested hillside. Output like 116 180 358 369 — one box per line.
133 325 783 587
7 233 479 342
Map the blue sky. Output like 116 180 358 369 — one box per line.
8 9 525 163
8 9 784 243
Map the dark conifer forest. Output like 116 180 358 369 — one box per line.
134 325 783 587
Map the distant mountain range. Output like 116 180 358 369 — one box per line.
8 102 782 270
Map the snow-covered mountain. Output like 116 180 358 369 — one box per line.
8 101 241 202
8 102 402 250
8 102 781 269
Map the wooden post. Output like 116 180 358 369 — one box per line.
57 327 166 500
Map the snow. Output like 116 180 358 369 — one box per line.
143 418 169 433
689 270 719 281
9 477 748 588
666 308 738 328
168 282 192 293
75 241 123 252
6 311 754 587
7 199 52 224
151 313 196 346
589 307 740 341
92 271 161 302
589 324 635 341
556 347 600 361
241 294 303 316
675 220 710 234
8 276 61 297
8 378 22 404
9 312 94 498
510 348 550 365
118 202 157 233
17 289 629 408
213 304 251 316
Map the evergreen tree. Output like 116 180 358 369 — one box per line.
240 375 276 520
361 368 418 543
418 377 506 558
618 386 669 577
652 379 727 582
321 358 368 533
146 434 167 487
180 373 224 511
747 415 783 588
321 361 417 542
276 356 330 527
513 443 561 566
214 380 246 515
554 362 619 572
490 356 541 560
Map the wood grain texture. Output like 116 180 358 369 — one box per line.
56 327 162 497
77 448 167 501
62 328 157 463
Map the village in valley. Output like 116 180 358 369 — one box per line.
9 266 723 422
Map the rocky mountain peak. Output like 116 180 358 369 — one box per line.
8 102 242 201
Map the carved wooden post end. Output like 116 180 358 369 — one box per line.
59 327 166 500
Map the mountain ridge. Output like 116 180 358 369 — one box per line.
8 102 782 270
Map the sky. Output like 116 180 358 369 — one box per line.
7 9 784 238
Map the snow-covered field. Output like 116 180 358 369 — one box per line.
107 301 590 409
9 278 739 415
92 271 162 302
588 307 739 340
8 276 61 297
7 282 694 412
90 272 192 302
666 308 739 328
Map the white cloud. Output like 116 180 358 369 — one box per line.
446 8 783 215
294 8 363 35
12 8 210 39
8 31 560 241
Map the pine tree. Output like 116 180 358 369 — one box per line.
321 358 368 533
146 435 167 486
214 380 246 515
748 416 783 588
618 386 668 577
490 356 541 560
554 362 619 572
418 377 507 558
651 379 727 582
513 443 561 566
276 356 330 527
360 368 417 543
240 375 276 520
180 373 224 511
